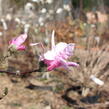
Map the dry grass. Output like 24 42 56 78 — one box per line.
0 17 109 109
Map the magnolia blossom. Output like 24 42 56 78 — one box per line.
40 30 79 71
9 34 27 50
30 31 78 71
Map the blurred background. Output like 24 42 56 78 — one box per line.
0 0 109 72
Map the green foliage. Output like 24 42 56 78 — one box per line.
72 0 98 11
10 0 28 8
10 102 22 107
72 0 80 9
3 87 8 96
104 0 109 6
63 106 72 109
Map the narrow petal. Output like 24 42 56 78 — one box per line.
40 42 45 54
30 43 39 46
17 45 26 50
9 37 18 45
47 64 56 71
44 50 56 60
47 60 60 71
14 34 27 46
64 43 75 56
67 62 79 67
30 42 45 54
54 42 67 55
59 58 70 70
61 43 75 59
51 30 55 49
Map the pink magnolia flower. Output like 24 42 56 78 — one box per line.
40 30 79 71
9 34 27 50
